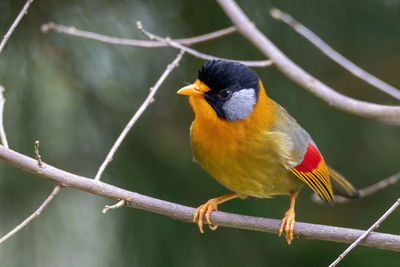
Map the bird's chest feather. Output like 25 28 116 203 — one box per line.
189 95 301 198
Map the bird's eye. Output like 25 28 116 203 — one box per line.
218 89 232 101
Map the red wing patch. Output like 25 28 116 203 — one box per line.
290 143 334 203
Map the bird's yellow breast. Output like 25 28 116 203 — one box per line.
189 83 303 198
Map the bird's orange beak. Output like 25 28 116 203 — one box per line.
177 84 204 96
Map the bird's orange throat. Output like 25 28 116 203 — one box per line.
189 81 276 150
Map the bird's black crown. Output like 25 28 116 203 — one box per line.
198 60 260 93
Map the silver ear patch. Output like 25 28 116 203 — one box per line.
222 88 256 121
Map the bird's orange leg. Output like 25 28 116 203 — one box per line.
193 192 238 233
279 192 298 244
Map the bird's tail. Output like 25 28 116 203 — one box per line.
328 167 359 199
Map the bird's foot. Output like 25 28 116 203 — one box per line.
193 198 219 233
279 208 295 244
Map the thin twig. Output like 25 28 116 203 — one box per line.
329 198 400 266
216 0 400 124
0 86 9 148
0 0 35 54
0 146 400 252
0 185 61 245
312 171 400 204
136 21 273 68
102 199 125 214
94 50 185 181
41 22 236 47
270 8 400 101
34 140 42 167
41 21 271 68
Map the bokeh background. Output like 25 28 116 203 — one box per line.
0 0 399 266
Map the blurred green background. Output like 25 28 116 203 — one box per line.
0 0 399 266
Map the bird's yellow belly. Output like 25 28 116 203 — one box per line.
191 121 303 198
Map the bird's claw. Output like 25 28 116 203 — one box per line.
279 208 295 244
193 199 219 233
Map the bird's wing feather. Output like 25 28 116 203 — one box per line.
271 103 334 203
290 144 334 202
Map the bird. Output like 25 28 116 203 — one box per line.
177 59 358 244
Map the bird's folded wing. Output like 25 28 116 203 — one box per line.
271 103 334 203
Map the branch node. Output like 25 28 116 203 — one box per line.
41 22 52 33
34 140 43 167
269 8 283 20
102 199 125 214
136 21 143 30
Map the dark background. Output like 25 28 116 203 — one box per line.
0 0 399 266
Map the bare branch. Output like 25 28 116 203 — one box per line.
270 8 400 101
94 50 185 181
312 171 400 204
41 22 271 67
1 5 65 244
0 0 35 54
41 22 236 47
0 141 61 245
329 198 400 266
216 0 400 124
0 145 399 252
136 21 273 68
0 185 61 245
0 86 8 148
102 200 125 214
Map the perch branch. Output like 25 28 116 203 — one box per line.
329 198 400 266
216 0 400 124
0 86 8 148
0 145 399 252
312 171 400 204
270 8 400 101
94 50 185 181
136 21 273 68
0 185 61 245
0 0 35 54
41 22 236 47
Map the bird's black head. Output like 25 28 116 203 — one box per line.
197 60 260 121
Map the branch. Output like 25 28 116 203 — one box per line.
41 22 236 47
0 86 8 148
0 0 35 54
329 198 400 266
216 0 400 124
41 22 272 68
0 141 61 245
0 145 399 252
94 50 185 181
270 8 400 101
136 21 273 68
312 171 400 204
0 185 61 245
